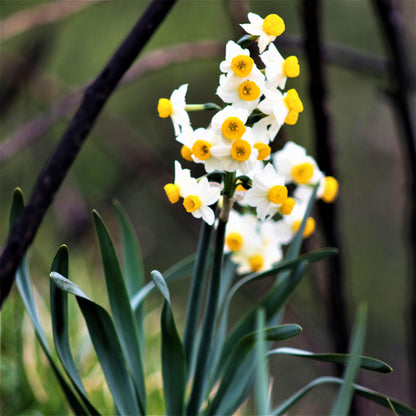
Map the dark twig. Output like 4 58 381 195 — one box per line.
0 0 178 308
300 0 350 366
372 0 416 404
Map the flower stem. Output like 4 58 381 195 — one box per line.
186 218 227 415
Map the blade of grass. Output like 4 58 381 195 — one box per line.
9 189 87 415
215 261 308 381
272 376 416 416
92 210 145 413
151 270 187 415
183 220 213 370
268 347 391 374
131 252 196 311
50 245 100 415
255 309 269 416
113 200 145 349
50 271 141 415
186 219 227 415
208 324 302 415
331 303 368 416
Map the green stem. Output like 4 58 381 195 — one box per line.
183 219 214 372
185 103 222 111
186 219 227 415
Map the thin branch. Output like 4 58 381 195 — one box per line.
0 41 223 163
0 0 104 43
372 0 416 405
300 0 350 367
0 0 178 308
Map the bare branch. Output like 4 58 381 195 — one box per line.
0 0 178 308
0 0 104 43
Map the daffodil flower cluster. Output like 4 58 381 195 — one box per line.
158 12 339 274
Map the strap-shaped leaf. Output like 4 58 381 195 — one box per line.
152 271 187 415
92 210 145 413
268 347 392 374
183 220 213 369
272 376 416 416
216 261 308 380
9 189 87 415
50 245 100 415
113 201 145 349
50 272 141 415
331 303 367 416
255 309 270 416
208 324 302 415
186 219 227 415
131 252 196 311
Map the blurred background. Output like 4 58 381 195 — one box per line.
1 0 415 414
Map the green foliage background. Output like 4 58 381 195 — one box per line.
1 0 415 414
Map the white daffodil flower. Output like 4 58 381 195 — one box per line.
231 224 283 274
163 161 197 204
294 175 339 204
224 211 259 253
177 127 223 173
243 163 292 220
240 12 285 53
260 42 300 90
272 141 321 186
275 201 316 244
157 84 191 136
219 41 265 82
210 127 259 175
216 73 266 112
211 106 250 142
181 176 221 225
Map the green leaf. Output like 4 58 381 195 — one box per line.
151 270 170 304
227 248 337 305
50 272 141 415
186 219 227 415
183 220 213 370
50 246 100 415
208 324 302 415
268 347 392 374
9 189 87 415
92 211 146 414
151 271 187 415
255 309 270 416
272 377 416 416
113 200 146 348
331 303 368 416
216 261 308 381
131 252 196 311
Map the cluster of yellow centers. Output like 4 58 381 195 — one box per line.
221 116 246 140
262 14 285 37
292 217 316 238
284 89 303 125
231 55 254 77
238 81 261 101
291 162 314 185
226 232 243 252
157 98 173 118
